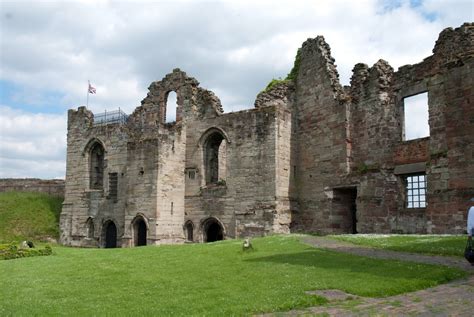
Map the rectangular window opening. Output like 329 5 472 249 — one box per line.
405 174 426 208
403 92 430 141
109 173 118 202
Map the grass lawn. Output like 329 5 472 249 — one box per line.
329 234 468 257
0 235 465 316
0 192 62 243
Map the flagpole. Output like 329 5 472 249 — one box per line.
86 80 90 108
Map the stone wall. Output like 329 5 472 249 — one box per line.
0 178 65 197
60 23 474 247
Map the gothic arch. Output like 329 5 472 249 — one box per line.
84 138 106 190
199 128 230 185
184 220 194 242
101 219 118 248
201 217 226 242
131 214 149 247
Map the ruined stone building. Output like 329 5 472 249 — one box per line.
60 23 473 247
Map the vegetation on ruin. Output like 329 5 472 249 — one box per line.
263 48 301 92
0 235 465 315
330 234 467 257
0 192 62 243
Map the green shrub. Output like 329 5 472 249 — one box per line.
0 243 52 260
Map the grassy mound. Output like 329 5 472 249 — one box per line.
0 235 465 315
0 192 62 243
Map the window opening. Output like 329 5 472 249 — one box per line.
205 132 225 184
188 170 195 180
109 173 118 202
90 142 104 189
406 174 427 208
403 92 429 141
166 91 178 123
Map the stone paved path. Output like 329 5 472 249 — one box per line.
263 236 474 316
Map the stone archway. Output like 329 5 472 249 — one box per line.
133 217 147 247
202 218 224 242
103 220 117 248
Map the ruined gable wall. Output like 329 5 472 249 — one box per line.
291 36 350 233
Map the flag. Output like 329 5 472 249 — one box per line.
88 82 96 94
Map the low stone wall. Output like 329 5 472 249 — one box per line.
0 178 65 197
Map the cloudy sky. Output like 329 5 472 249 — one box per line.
0 0 472 179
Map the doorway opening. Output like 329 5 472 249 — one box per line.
133 217 147 246
103 220 117 248
203 218 224 242
332 187 358 234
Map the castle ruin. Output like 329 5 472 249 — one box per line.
60 23 474 247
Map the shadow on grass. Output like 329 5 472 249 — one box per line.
243 249 458 280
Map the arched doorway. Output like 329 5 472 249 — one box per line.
104 221 117 248
203 218 224 242
133 218 147 246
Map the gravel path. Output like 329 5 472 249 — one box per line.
262 236 474 316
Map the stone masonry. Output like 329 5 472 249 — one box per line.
60 23 473 247
0 178 65 197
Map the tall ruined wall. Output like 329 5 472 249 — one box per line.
291 36 349 233
0 178 65 197
348 61 405 232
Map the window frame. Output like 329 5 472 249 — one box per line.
405 173 427 209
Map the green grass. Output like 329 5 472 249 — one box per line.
0 192 63 243
329 234 468 257
0 235 465 316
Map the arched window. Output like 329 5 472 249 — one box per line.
90 142 105 189
204 131 226 184
166 91 178 123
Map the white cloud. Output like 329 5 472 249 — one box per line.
0 106 66 178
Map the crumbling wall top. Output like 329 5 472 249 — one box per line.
299 35 346 101
254 81 295 109
432 22 474 62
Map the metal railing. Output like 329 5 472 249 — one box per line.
93 108 128 125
